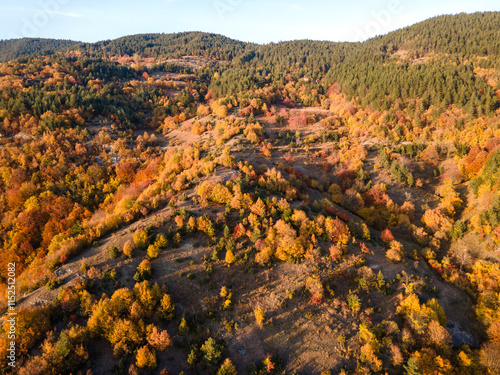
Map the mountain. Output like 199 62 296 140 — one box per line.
77 32 249 61
363 11 500 57
0 37 79 62
1 11 500 375
2 12 500 63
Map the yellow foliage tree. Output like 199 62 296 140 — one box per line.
136 345 157 370
160 293 175 321
87 298 113 338
225 249 235 266
147 244 160 259
108 318 143 347
110 288 134 316
386 240 404 262
133 229 149 249
254 307 265 326
134 281 161 311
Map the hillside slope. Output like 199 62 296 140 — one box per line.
1 11 500 375
0 37 79 62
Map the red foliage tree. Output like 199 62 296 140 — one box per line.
381 228 395 243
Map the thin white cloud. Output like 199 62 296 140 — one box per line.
1 6 82 18
43 10 82 18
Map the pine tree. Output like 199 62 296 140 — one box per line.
217 358 238 375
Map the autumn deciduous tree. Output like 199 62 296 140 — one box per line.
147 244 160 259
390 344 404 366
324 218 350 245
480 342 500 373
421 144 439 167
273 219 305 261
225 249 235 266
110 288 134 316
147 325 172 351
412 348 452 374
136 345 157 370
123 240 134 258
197 214 216 237
134 259 152 282
108 318 143 353
329 244 344 261
160 293 175 321
348 294 361 314
358 323 382 372
116 161 136 184
134 280 161 311
133 229 149 249
437 178 462 216
381 228 395 243
397 294 448 335
426 320 452 351
87 298 113 338
306 275 324 303
155 233 168 248
487 321 500 342
2 307 51 357
254 307 266 326
421 208 453 234
386 240 404 262
130 301 146 321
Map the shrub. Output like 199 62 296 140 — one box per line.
108 245 120 259
306 275 324 303
46 278 63 290
87 266 101 279
123 240 135 258
133 259 152 281
348 294 361 314
102 268 118 282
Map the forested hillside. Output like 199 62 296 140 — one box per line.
0 38 79 62
0 11 500 375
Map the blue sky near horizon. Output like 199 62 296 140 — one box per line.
0 0 499 44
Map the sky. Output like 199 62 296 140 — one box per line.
0 0 499 44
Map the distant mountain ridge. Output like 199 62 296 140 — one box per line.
0 38 79 62
1 12 500 63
